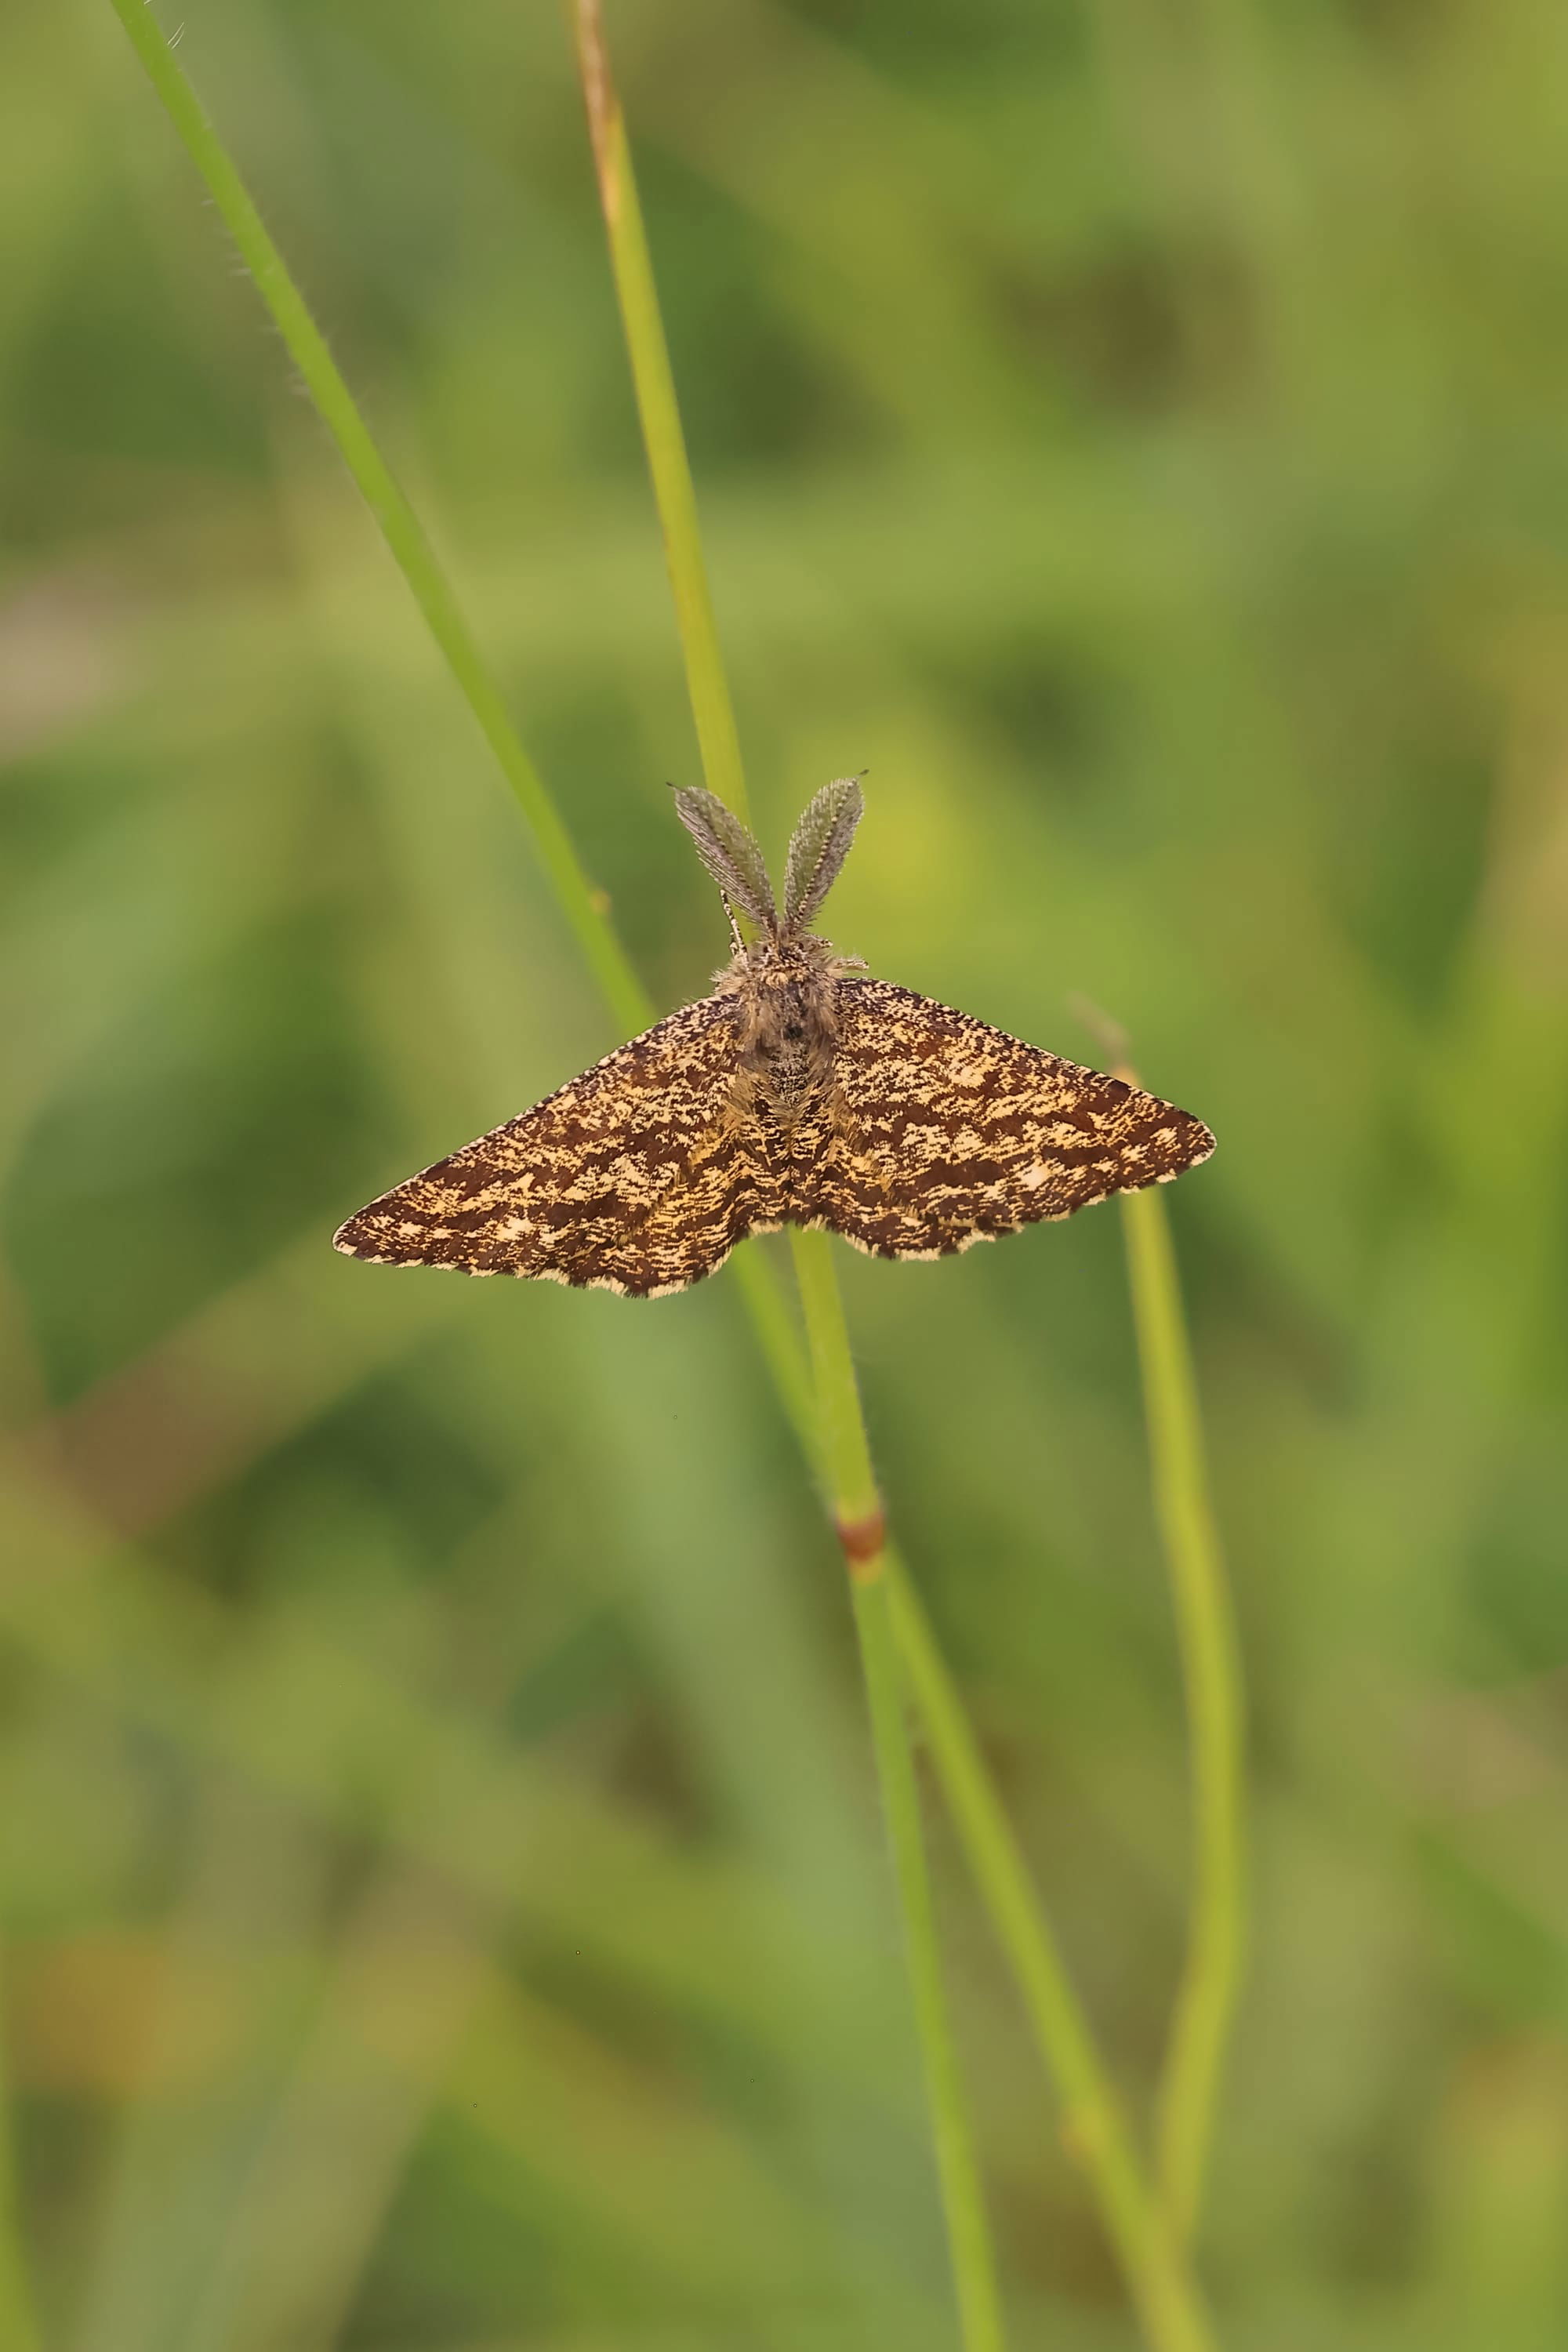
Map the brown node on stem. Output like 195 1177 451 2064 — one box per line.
835 1507 887 1577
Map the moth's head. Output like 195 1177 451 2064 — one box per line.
672 777 864 944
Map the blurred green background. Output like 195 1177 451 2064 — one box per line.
4 1 1568 2346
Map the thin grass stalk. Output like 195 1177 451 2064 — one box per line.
1072 996 1243 2251
853 1573 1007 2352
789 1230 1006 2352
103 0 648 1038
1120 1183 1244 2243
728 1249 820 1466
570 0 748 824
568 5 1004 2332
109 13 1219 2341
887 1564 1217 2352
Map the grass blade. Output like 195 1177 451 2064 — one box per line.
569 5 1007 2336
572 0 749 823
103 0 649 1037
853 1570 1007 2352
1121 1183 1245 2244
790 1229 1006 2352
887 1561 1218 2352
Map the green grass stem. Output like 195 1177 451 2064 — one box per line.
728 1247 821 1470
851 1563 1007 2352
787 1227 879 1532
1120 1184 1245 2245
887 1563 1218 2352
571 7 1004 2334
570 0 750 826
103 0 649 1039
786 1236 1005 2352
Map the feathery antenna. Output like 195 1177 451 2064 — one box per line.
782 776 865 934
671 787 778 935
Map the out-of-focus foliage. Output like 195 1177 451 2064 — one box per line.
4 1 1568 2345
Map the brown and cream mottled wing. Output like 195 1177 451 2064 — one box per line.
798 979 1214 1260
333 994 766 1298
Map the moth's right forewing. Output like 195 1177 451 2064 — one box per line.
798 978 1213 1258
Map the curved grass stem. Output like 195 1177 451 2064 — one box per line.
786 1226 878 1533
888 1562 1217 2352
853 1561 1008 2352
571 0 749 825
570 2 1004 2328
102 0 650 1040
1120 1186 1245 2245
789 1231 1005 2352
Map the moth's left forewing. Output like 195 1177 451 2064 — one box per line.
802 978 1212 1260
333 992 768 1296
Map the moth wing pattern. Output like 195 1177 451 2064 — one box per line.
333 994 771 1297
798 979 1214 1260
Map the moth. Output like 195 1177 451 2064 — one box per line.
334 779 1214 1297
